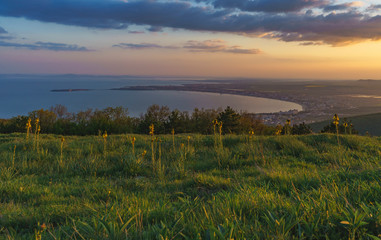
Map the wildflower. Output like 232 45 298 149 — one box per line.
343 122 348 134
142 150 147 157
131 136 136 154
26 118 32 130
275 125 282 136
26 118 32 140
149 125 155 168
40 223 46 230
249 130 255 142
102 131 108 157
218 121 223 134
60 136 65 163
149 124 154 136
187 136 191 141
284 119 291 135
171 128 175 151
212 119 219 134
34 118 40 138
340 221 350 225
333 114 339 126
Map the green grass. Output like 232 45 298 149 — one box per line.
1 133 381 239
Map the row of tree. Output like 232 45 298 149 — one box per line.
0 104 350 136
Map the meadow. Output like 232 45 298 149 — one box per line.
1 131 381 239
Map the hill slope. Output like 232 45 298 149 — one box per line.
1 133 381 239
310 112 381 136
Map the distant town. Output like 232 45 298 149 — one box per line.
113 79 381 125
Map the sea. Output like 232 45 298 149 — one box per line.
0 74 302 118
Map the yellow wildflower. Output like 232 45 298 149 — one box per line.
333 114 339 126
149 124 154 136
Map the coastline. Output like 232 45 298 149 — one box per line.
111 85 307 112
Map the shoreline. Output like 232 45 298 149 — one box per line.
111 85 307 112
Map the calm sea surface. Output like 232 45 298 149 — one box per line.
0 75 302 118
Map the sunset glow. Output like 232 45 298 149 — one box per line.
1 0 381 79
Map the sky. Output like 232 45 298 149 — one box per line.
1 0 381 79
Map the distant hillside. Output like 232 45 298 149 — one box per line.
310 112 381 136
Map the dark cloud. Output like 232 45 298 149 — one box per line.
184 40 261 54
0 40 90 51
263 12 381 46
0 26 7 34
0 0 381 46
128 31 145 34
367 4 381 12
323 2 362 12
210 0 327 13
147 26 163 32
113 43 177 49
0 26 12 40
0 35 13 40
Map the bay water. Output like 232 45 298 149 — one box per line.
0 75 302 118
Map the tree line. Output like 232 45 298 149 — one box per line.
0 104 352 136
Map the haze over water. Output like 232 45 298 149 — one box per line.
0 75 302 118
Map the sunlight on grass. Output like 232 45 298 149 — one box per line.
0 132 381 239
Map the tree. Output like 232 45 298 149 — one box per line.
167 109 190 133
139 105 170 134
217 106 241 134
291 122 313 135
29 109 57 133
190 108 220 134
50 104 69 119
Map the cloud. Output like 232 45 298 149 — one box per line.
147 26 163 32
114 39 261 54
113 43 177 49
128 31 145 34
0 26 7 34
0 40 91 51
204 0 327 13
184 40 261 54
0 35 13 40
367 4 381 12
323 1 363 12
0 26 15 40
1 0 381 46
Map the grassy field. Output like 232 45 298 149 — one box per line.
1 132 381 239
